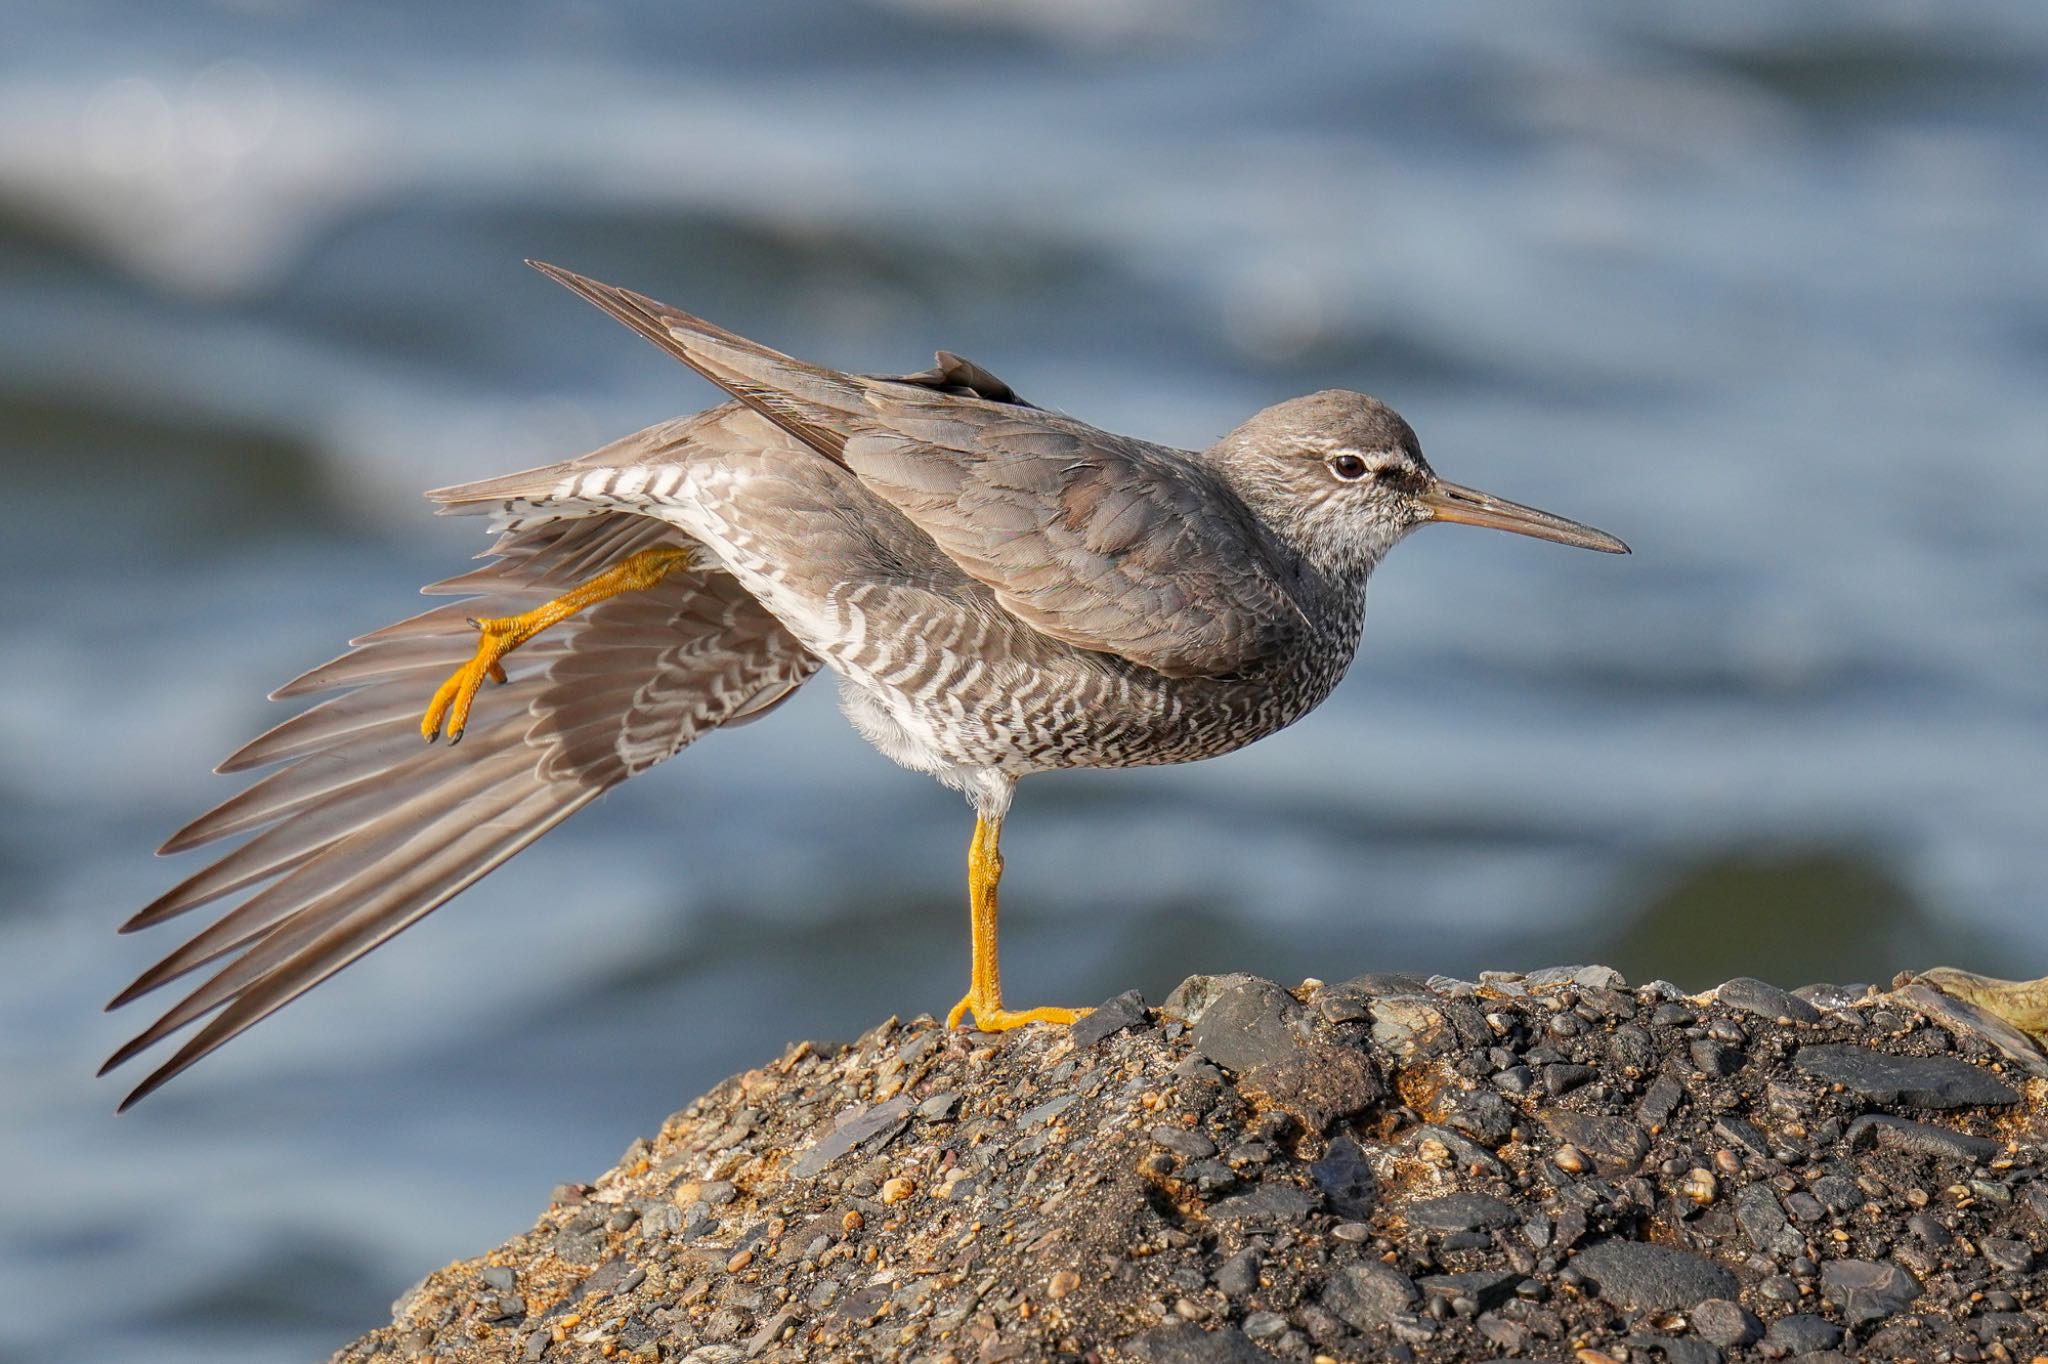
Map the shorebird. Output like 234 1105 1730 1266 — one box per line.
103 263 1627 1108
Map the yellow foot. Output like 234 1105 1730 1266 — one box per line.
944 997 1091 1032
418 545 693 743
420 618 517 744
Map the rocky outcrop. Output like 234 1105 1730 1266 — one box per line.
334 967 2048 1363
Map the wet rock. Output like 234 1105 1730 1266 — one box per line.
1208 1181 1312 1224
1408 1192 1517 1233
1982 1236 2033 1273
1843 1113 1998 1164
1214 1248 1260 1298
1416 1270 1522 1314
1309 1134 1377 1219
1569 1239 1738 1312
1189 979 1305 1074
1070 989 1147 1048
1717 977 1822 1025
1764 1312 1844 1353
1818 1258 1921 1326
1692 1297 1763 1347
1539 1110 1650 1174
1322 1260 1418 1331
1794 1044 2019 1108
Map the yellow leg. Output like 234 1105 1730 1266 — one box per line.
944 814 1089 1032
420 545 693 743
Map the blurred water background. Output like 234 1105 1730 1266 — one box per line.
3 2 2046 1360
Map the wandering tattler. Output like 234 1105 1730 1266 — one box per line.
103 262 1627 1107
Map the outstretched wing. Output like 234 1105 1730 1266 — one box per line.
531 262 1304 679
105 512 818 1108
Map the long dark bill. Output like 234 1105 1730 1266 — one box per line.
1420 480 1630 554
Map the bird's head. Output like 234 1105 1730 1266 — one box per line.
1211 389 1629 579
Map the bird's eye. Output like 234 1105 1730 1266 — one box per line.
1327 453 1370 482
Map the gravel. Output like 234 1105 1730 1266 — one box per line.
332 968 2048 1363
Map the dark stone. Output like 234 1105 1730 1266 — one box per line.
1982 1236 2034 1272
1542 1063 1599 1097
1809 1175 1861 1214
1190 979 1306 1074
1637 1072 1685 1130
1717 977 1822 1025
1444 1088 1515 1147
1691 1297 1762 1346
1763 1313 1843 1353
1070 989 1148 1048
1714 1116 1771 1157
1689 1040 1742 1077
1208 1181 1313 1224
1121 1322 1276 1364
1818 1258 1921 1326
1492 1065 1536 1096
1150 1126 1218 1160
1907 1212 1952 1246
1540 1110 1650 1174
1408 1192 1518 1233
1406 1125 1507 1178
1236 1039 1383 1133
1214 1249 1261 1298
1784 1191 1826 1224
1794 1044 2019 1109
1416 1270 1522 1313
789 1095 915 1177
1322 1260 1419 1331
1843 1113 1998 1164
1569 1239 1738 1312
1310 1134 1378 1219
1609 1025 1656 1072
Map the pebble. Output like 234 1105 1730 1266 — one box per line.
1689 1039 1742 1077
1983 1236 2034 1272
1308 1135 1376 1218
1207 1182 1311 1223
879 1176 914 1204
1844 1112 1998 1164
1150 1125 1217 1160
1691 1296 1762 1346
1569 1239 1738 1312
1069 989 1147 1048
1818 1257 1922 1325
1188 979 1306 1073
1763 1313 1844 1354
1322 1261 1418 1330
1047 1270 1080 1300
1213 1249 1260 1298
